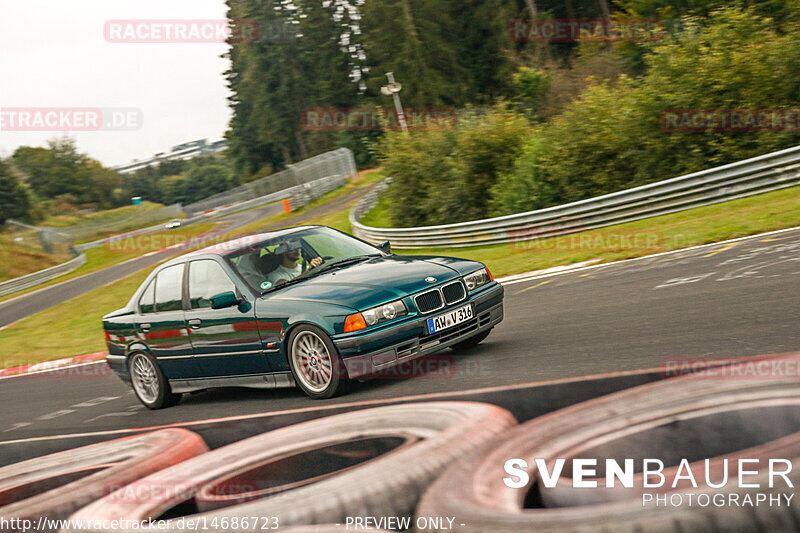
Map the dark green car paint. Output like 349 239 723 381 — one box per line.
103 226 504 393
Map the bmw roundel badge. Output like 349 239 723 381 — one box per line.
425 277 437 283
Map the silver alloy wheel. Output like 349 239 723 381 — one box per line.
131 353 159 404
292 330 333 393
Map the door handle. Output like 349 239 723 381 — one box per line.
140 323 151 332
188 319 202 329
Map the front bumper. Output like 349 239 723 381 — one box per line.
334 283 504 379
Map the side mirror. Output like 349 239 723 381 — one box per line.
210 291 240 310
379 240 392 253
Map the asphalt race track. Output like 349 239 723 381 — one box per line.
0 203 283 329
0 228 798 443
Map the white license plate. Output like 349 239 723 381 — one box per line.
427 304 474 334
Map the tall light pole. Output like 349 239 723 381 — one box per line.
381 72 409 133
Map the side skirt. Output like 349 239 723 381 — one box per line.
169 373 295 394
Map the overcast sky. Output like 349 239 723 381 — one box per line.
0 0 232 167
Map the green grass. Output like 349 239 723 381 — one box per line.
359 194 393 228
2 183 798 369
41 201 164 228
0 223 216 304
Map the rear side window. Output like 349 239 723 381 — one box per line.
189 260 236 309
155 264 185 312
139 279 155 314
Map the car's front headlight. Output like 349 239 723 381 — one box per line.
344 299 407 332
464 268 493 292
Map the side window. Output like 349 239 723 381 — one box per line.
139 279 155 314
189 260 236 310
154 264 185 313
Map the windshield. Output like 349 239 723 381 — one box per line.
226 227 384 293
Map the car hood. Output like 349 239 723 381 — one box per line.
264 255 467 310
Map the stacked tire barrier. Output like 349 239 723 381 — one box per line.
351 144 800 248
1 354 798 532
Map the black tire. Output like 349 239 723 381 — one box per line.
68 402 516 531
128 352 182 410
287 324 347 399
451 328 491 351
416 357 800 533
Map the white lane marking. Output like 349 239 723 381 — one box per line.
500 225 800 287
654 273 716 290
84 412 138 423
36 410 75 421
72 396 121 408
83 404 143 424
3 423 31 433
717 257 800 281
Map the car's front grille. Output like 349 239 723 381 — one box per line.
441 281 466 305
415 290 444 314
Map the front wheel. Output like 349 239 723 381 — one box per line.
288 325 348 399
129 352 182 410
451 329 492 351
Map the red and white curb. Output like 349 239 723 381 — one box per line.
0 351 107 380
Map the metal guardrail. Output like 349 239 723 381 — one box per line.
351 145 800 248
0 253 87 299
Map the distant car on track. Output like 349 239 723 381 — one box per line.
103 226 504 408
164 219 182 229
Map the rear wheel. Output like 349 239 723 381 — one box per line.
451 328 492 351
129 352 181 410
288 325 347 399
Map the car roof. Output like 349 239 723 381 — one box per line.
177 225 320 260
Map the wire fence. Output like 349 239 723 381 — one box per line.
183 148 357 216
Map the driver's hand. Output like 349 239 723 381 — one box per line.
310 257 323 268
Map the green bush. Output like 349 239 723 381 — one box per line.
376 106 530 226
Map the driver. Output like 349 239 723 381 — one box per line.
267 238 322 285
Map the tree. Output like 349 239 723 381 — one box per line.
0 159 32 225
12 139 92 202
85 160 123 209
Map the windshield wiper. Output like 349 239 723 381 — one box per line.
309 254 381 276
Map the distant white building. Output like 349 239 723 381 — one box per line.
113 139 228 174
